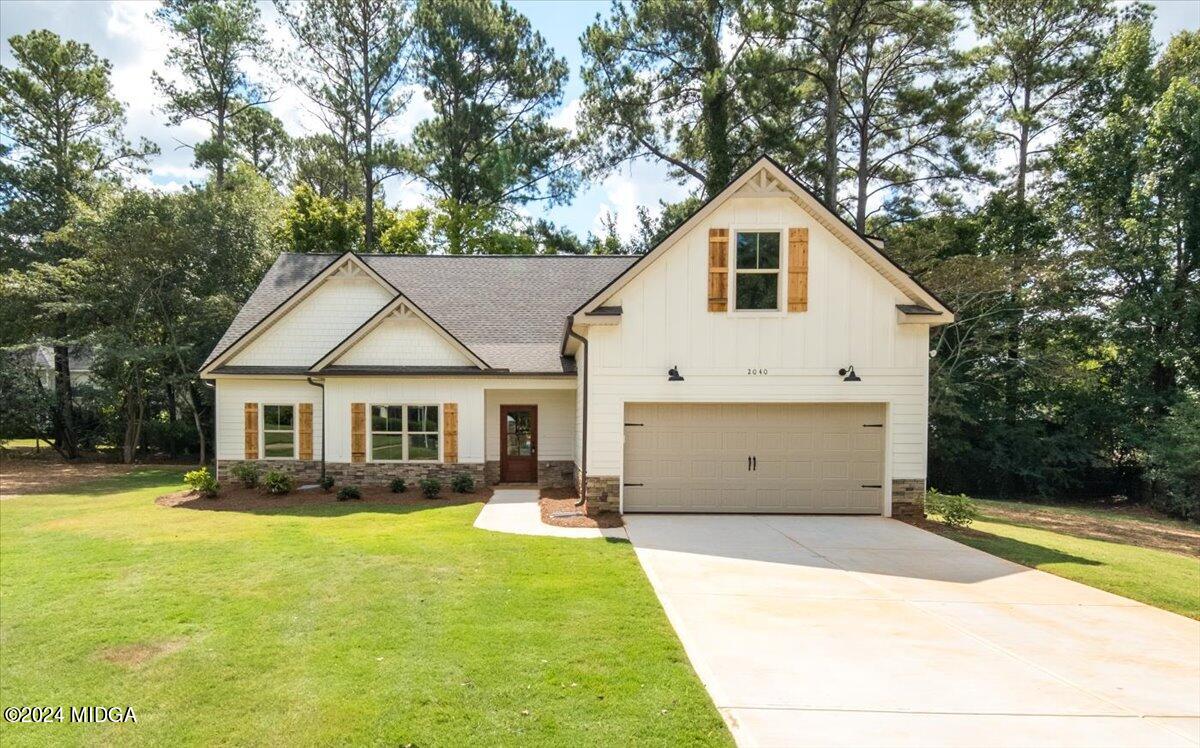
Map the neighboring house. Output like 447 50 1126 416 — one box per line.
200 156 953 518
32 345 93 390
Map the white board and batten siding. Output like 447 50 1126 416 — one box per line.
229 276 393 367
484 388 575 462
583 195 930 510
214 378 323 460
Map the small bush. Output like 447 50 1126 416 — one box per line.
390 477 407 493
337 485 362 501
319 475 335 492
419 477 442 499
184 468 219 498
450 472 475 493
231 463 260 488
263 470 295 496
925 489 977 528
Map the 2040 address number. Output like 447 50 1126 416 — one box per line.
746 368 768 376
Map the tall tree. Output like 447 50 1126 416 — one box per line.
405 0 577 254
276 0 413 251
228 104 291 186
154 0 271 189
579 0 756 197
0 30 154 457
292 134 362 200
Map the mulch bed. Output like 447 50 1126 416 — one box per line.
539 487 623 529
157 483 493 512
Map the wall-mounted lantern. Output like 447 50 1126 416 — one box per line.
668 365 685 382
838 365 861 382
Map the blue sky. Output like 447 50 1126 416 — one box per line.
1 0 1197 241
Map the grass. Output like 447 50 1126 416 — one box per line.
0 470 731 747
930 499 1200 620
1 438 49 449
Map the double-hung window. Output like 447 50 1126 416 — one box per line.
734 231 781 311
371 405 440 462
262 404 296 458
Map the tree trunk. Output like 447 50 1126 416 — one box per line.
185 382 208 466
360 9 375 253
121 388 144 465
700 0 731 197
822 66 840 211
53 344 79 459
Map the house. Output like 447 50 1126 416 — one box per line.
200 156 953 518
32 345 93 389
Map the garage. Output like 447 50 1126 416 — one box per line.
622 403 885 514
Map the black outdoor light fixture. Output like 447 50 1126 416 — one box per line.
668 365 685 382
838 365 861 382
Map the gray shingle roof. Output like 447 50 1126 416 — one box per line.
203 253 637 374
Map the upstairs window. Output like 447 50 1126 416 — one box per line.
371 405 440 462
263 404 296 458
734 231 781 310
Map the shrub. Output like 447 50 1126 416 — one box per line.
1145 396 1200 520
390 477 407 493
263 470 294 496
925 489 977 528
337 485 362 501
419 477 442 499
231 463 260 488
184 467 219 498
319 475 335 492
450 472 475 493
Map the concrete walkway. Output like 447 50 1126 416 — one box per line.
473 488 626 539
626 514 1200 748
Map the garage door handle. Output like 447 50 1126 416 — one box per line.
752 456 757 471
861 484 881 488
748 456 752 471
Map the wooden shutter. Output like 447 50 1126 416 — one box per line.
788 227 809 312
298 403 313 460
708 228 729 311
443 403 458 463
244 403 259 460
351 403 366 463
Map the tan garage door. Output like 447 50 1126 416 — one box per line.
623 403 885 514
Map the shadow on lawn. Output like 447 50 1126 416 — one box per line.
937 519 1104 568
160 490 487 518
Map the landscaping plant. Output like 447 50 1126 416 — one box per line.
925 489 977 528
263 470 295 496
319 475 335 492
419 477 442 499
184 467 219 498
337 485 362 501
450 472 474 493
231 463 260 488
390 477 407 493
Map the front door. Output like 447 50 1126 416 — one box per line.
500 405 538 483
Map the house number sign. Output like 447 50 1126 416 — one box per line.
747 368 768 376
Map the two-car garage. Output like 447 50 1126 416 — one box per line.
622 403 885 514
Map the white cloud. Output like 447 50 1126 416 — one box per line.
551 96 581 133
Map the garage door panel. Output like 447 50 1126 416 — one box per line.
624 403 884 514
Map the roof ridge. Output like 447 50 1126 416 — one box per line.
280 252 639 259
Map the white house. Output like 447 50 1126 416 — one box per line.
200 156 953 518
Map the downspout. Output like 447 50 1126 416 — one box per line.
306 377 326 481
568 326 588 509
202 379 215 475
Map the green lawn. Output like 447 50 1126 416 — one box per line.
932 500 1200 619
0 470 731 747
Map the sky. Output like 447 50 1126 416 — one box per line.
1 0 1197 241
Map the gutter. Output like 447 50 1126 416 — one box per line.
306 377 326 480
567 323 588 509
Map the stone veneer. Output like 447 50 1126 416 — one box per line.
891 478 926 522
483 460 574 489
217 459 484 487
580 474 620 517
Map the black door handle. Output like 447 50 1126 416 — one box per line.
748 456 752 471
753 456 757 470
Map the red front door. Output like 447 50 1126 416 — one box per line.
500 405 538 483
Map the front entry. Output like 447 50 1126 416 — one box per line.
500 405 538 482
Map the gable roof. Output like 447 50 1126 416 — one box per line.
571 155 954 322
202 253 637 375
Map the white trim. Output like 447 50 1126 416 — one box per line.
311 295 489 371
201 253 396 376
728 227 786 315
577 158 953 320
366 403 443 464
260 402 297 460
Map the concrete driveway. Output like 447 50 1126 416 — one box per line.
625 515 1200 748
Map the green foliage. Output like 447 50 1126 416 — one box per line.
450 472 474 493
1145 397 1200 520
0 349 54 442
184 467 219 497
229 105 290 185
925 489 978 528
262 470 294 496
390 478 407 494
319 475 335 492
274 184 431 254
337 485 362 501
419 477 442 499
231 463 260 488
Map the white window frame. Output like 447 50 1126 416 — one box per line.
730 228 786 314
368 404 442 463
261 403 297 460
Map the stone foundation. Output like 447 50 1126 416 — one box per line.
891 478 926 522
582 474 621 517
483 460 574 488
217 460 485 487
